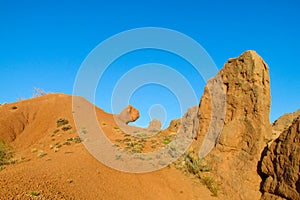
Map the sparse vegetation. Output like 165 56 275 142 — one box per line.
11 106 17 110
123 138 131 142
53 129 59 134
80 127 88 134
74 137 83 143
38 151 47 158
62 125 72 131
174 151 218 196
55 143 62 148
202 176 219 196
0 140 14 167
115 139 122 143
184 152 211 175
124 134 131 137
149 129 158 133
31 148 38 153
151 139 157 143
163 136 171 145
63 141 71 146
136 133 147 138
33 87 46 97
124 141 144 153
56 118 69 127
29 191 40 196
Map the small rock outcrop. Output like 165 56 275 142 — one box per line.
260 116 300 200
146 119 161 131
117 105 140 124
162 106 199 139
271 109 300 142
166 119 181 133
195 50 273 199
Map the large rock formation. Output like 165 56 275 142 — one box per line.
260 116 300 200
195 50 273 199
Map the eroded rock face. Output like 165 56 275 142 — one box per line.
117 105 140 124
196 50 273 199
177 106 199 139
166 119 181 133
271 109 300 143
260 117 300 200
163 106 200 139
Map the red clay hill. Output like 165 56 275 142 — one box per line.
0 94 215 199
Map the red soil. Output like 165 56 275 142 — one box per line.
0 94 216 199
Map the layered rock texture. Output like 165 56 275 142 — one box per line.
195 50 273 199
260 116 300 200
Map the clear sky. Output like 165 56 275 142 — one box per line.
0 0 299 127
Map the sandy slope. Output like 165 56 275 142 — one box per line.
0 94 216 199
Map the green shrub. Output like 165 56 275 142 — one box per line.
163 136 171 145
29 191 40 196
185 152 211 175
174 151 217 196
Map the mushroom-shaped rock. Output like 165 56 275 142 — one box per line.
117 105 140 124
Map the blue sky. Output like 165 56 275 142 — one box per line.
0 0 299 127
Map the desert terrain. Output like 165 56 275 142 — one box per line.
0 51 299 200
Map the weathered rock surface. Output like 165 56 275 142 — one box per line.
162 106 199 138
260 116 300 200
116 105 140 124
196 50 273 199
271 109 300 143
177 106 199 139
165 119 181 133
